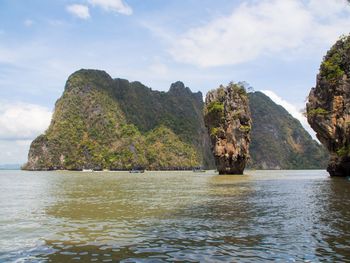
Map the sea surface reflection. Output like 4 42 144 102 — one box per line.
0 170 349 262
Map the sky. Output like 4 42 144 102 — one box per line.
1 0 350 165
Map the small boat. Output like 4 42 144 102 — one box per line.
129 169 145 173
192 167 206 173
129 166 145 173
82 169 93 172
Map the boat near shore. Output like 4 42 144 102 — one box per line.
129 169 145 173
192 167 206 173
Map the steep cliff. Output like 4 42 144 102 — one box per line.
307 35 350 176
204 83 251 174
112 79 213 168
249 92 328 169
23 69 212 171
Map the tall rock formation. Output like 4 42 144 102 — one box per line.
23 69 329 172
307 35 350 176
23 69 213 171
249 92 328 169
204 83 252 174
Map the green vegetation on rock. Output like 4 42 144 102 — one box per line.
206 101 224 115
205 101 224 129
336 145 350 157
145 126 199 169
210 127 221 137
321 53 344 82
239 125 251 133
319 35 350 84
23 69 207 171
307 108 329 117
249 91 328 169
229 82 247 96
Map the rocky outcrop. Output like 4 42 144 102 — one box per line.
204 83 251 174
307 35 350 177
23 69 212 171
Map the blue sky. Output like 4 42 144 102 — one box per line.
1 0 350 164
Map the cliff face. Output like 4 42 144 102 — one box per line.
204 83 251 174
249 92 328 169
307 35 350 176
23 69 212 171
112 79 213 168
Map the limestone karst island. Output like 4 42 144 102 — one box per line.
22 69 328 173
2 1 350 262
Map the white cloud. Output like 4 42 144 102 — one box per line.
0 140 33 165
88 0 132 15
66 4 91 19
168 0 350 67
24 19 34 27
0 102 52 140
261 90 317 140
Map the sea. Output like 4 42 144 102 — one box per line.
0 170 349 262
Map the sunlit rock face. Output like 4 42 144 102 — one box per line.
204 83 251 174
307 35 350 177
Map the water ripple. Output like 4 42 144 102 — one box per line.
1 170 350 262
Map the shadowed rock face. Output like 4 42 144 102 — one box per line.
204 83 251 174
307 35 350 177
249 92 328 170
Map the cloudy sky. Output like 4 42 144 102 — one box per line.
1 0 350 164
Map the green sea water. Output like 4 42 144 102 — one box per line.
0 170 349 262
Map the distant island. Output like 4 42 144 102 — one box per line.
23 69 328 171
249 92 328 169
0 164 21 170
